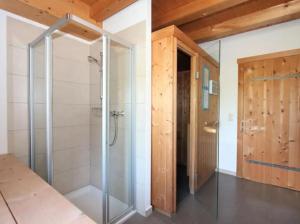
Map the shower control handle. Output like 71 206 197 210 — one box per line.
110 110 125 116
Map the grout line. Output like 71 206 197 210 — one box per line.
8 43 91 64
0 190 18 224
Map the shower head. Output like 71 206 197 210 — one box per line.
88 56 101 66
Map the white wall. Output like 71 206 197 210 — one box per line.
103 0 152 216
0 10 8 155
201 19 300 174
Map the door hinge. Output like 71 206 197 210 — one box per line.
195 72 199 80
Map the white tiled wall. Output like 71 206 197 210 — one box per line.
6 17 91 194
6 18 42 165
52 31 91 194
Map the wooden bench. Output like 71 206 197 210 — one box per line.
0 154 96 224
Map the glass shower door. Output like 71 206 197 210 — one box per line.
102 36 134 223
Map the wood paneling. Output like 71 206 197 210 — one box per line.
152 26 218 67
177 70 191 166
0 0 97 23
152 25 219 214
195 58 219 190
0 0 137 40
180 0 297 42
152 35 177 214
152 0 248 30
90 0 137 22
0 0 100 41
237 49 300 191
153 0 300 43
80 0 97 5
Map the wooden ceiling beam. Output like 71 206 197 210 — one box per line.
152 0 250 30
90 0 137 22
0 0 101 40
0 0 98 24
180 0 300 43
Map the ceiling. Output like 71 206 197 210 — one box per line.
152 0 300 43
2 0 299 43
0 0 137 40
81 0 98 5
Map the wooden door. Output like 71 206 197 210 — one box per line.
238 50 300 191
194 57 219 190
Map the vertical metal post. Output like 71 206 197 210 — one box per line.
45 35 53 185
28 45 35 170
102 35 110 224
130 47 136 210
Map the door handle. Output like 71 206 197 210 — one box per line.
204 121 219 127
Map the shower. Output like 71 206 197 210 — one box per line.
28 14 135 224
87 55 124 147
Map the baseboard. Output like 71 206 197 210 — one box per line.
116 210 136 224
218 168 236 176
153 208 171 217
145 205 152 217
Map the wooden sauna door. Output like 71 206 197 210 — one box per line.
238 51 300 191
195 58 219 191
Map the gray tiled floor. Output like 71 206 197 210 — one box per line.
125 174 300 224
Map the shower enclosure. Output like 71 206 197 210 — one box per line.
28 14 135 224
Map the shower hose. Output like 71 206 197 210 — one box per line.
109 114 118 147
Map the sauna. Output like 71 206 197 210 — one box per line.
151 25 220 215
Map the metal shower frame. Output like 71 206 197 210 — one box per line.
28 13 135 224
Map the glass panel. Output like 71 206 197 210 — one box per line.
194 40 221 222
31 39 48 181
51 35 103 224
108 39 133 222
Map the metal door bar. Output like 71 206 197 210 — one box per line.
247 159 300 172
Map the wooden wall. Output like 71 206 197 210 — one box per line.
152 36 177 213
177 70 191 166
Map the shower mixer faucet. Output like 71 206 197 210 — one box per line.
110 110 125 116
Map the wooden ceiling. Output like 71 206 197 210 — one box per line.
152 0 300 43
0 0 137 40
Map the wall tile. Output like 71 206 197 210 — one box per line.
53 37 89 62
7 17 44 47
7 103 28 131
53 125 90 151
53 104 90 127
53 57 90 84
7 46 27 75
8 130 29 157
7 74 27 103
53 81 90 105
53 166 90 194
